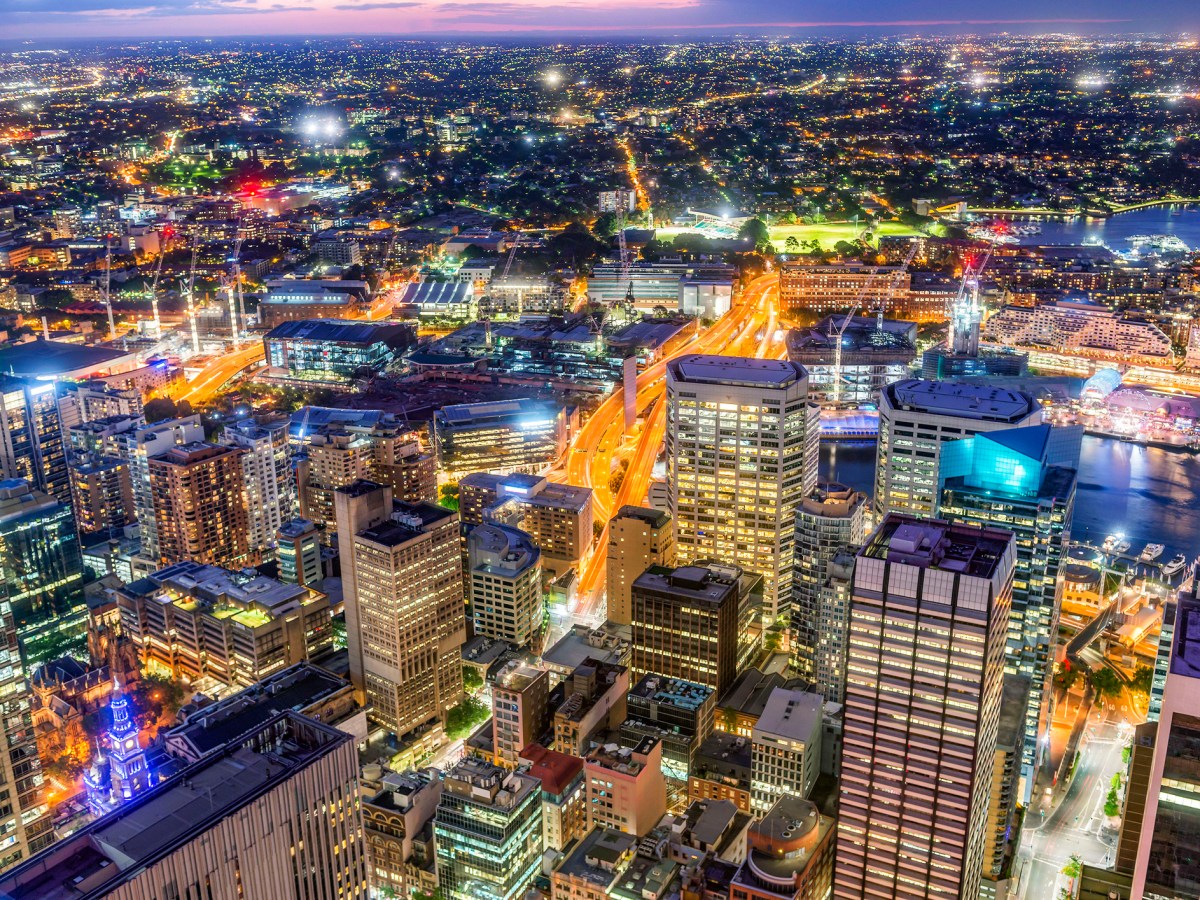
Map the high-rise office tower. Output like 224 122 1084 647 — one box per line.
277 517 324 586
435 757 543 900
666 355 818 625
792 482 866 681
1131 566 1200 900
147 442 251 568
221 418 294 556
0 711 366 898
814 549 856 704
607 505 676 626
0 585 52 871
630 562 761 697
467 523 544 649
335 481 466 734
836 514 1015 900
874 380 1042 518
124 416 206 563
938 423 1079 800
0 478 86 662
0 375 71 505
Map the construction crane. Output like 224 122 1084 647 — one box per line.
226 228 245 350
102 237 116 341
147 245 165 338
184 242 200 356
876 240 919 332
949 240 997 356
828 265 881 405
614 206 634 323
498 235 521 316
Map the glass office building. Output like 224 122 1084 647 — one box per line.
264 318 414 384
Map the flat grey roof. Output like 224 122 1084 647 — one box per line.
753 687 822 741
884 379 1037 423
669 354 806 388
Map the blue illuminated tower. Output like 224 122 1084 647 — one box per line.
938 424 1080 803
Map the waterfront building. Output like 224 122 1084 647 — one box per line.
630 562 762 697
785 316 916 404
276 517 324 586
221 418 294 556
792 482 866 682
874 379 1042 518
519 743 587 852
362 769 441 900
729 795 836 900
467 523 544 649
984 298 1174 365
0 375 71 505
263 318 414 384
434 757 543 900
835 515 1016 900
0 478 86 660
750 687 823 813
584 736 667 837
492 661 551 768
114 560 332 688
666 355 819 623
552 657 630 756
335 481 465 735
938 423 1080 800
0 712 366 900
433 399 567 481
620 675 715 807
1131 566 1200 900
778 262 908 318
607 506 676 627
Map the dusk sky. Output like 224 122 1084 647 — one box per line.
6 0 1199 42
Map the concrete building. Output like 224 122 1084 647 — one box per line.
982 676 1031 893
221 418 294 556
689 729 754 814
68 456 135 538
630 562 762 697
792 482 866 683
122 416 205 563
985 298 1174 364
813 550 856 704
729 795 836 900
492 660 551 768
519 743 587 853
607 505 676 626
553 657 630 757
584 737 668 837
667 355 819 623
621 675 716 807
835 515 1016 900
1131 567 1200 900
146 441 251 568
467 523 544 649
938 423 1080 800
750 688 823 813
435 758 543 900
362 769 441 900
1115 721 1157 877
786 316 917 404
550 827 639 900
874 379 1042 518
276 517 324 586
115 560 332 688
0 712 365 900
779 262 908 318
459 472 594 576
335 481 466 735
433 399 567 481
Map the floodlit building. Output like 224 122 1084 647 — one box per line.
435 758 543 900
607 505 677 626
276 517 324 586
434 399 568 481
835 515 1016 900
786 316 917 404
263 318 414 384
467 523 544 649
667 355 819 623
779 263 908 318
729 795 836 900
874 379 1042 518
750 688 823 813
221 418 294 556
584 737 668 837
335 481 466 735
985 298 1174 364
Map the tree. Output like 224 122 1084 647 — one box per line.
1062 854 1082 881
38 288 76 310
592 212 620 238
1090 667 1123 699
1131 664 1154 694
737 217 770 247
784 236 800 253
462 665 483 693
143 397 178 423
1055 666 1080 691
439 482 460 511
445 696 489 740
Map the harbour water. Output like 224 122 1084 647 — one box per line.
1006 205 1200 252
820 436 1200 561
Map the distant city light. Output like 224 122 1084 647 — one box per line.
542 71 562 88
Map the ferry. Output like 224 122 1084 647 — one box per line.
1140 543 1165 563
1163 554 1188 578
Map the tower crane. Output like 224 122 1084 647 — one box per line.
876 240 919 332
949 240 997 357
498 234 521 316
147 245 165 338
828 265 880 405
184 242 200 356
102 237 116 341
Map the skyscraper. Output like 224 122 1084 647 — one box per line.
335 481 466 734
836 514 1015 900
666 355 818 624
874 380 1042 518
791 482 866 682
938 423 1079 800
0 375 71 506
147 441 251 568
123 416 206 563
1131 566 1200 900
607 505 676 626
221 418 294 556
467 523 544 649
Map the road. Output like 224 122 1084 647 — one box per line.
1018 707 1132 900
171 343 265 405
550 272 786 625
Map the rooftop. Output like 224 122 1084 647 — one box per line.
554 827 637 889
357 501 457 548
1170 564 1200 678
0 340 132 380
862 514 1015 581
137 560 315 617
668 354 808 389
632 563 743 606
883 379 1038 423
518 743 584 797
436 398 560 425
753 688 823 742
442 757 539 810
613 505 671 529
629 674 714 711
265 318 412 346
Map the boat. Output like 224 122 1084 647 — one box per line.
1116 539 1132 555
1102 534 1119 553
1163 554 1188 578
1140 543 1165 563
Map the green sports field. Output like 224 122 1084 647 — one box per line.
656 220 932 252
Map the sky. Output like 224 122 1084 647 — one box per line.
4 0 1199 41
